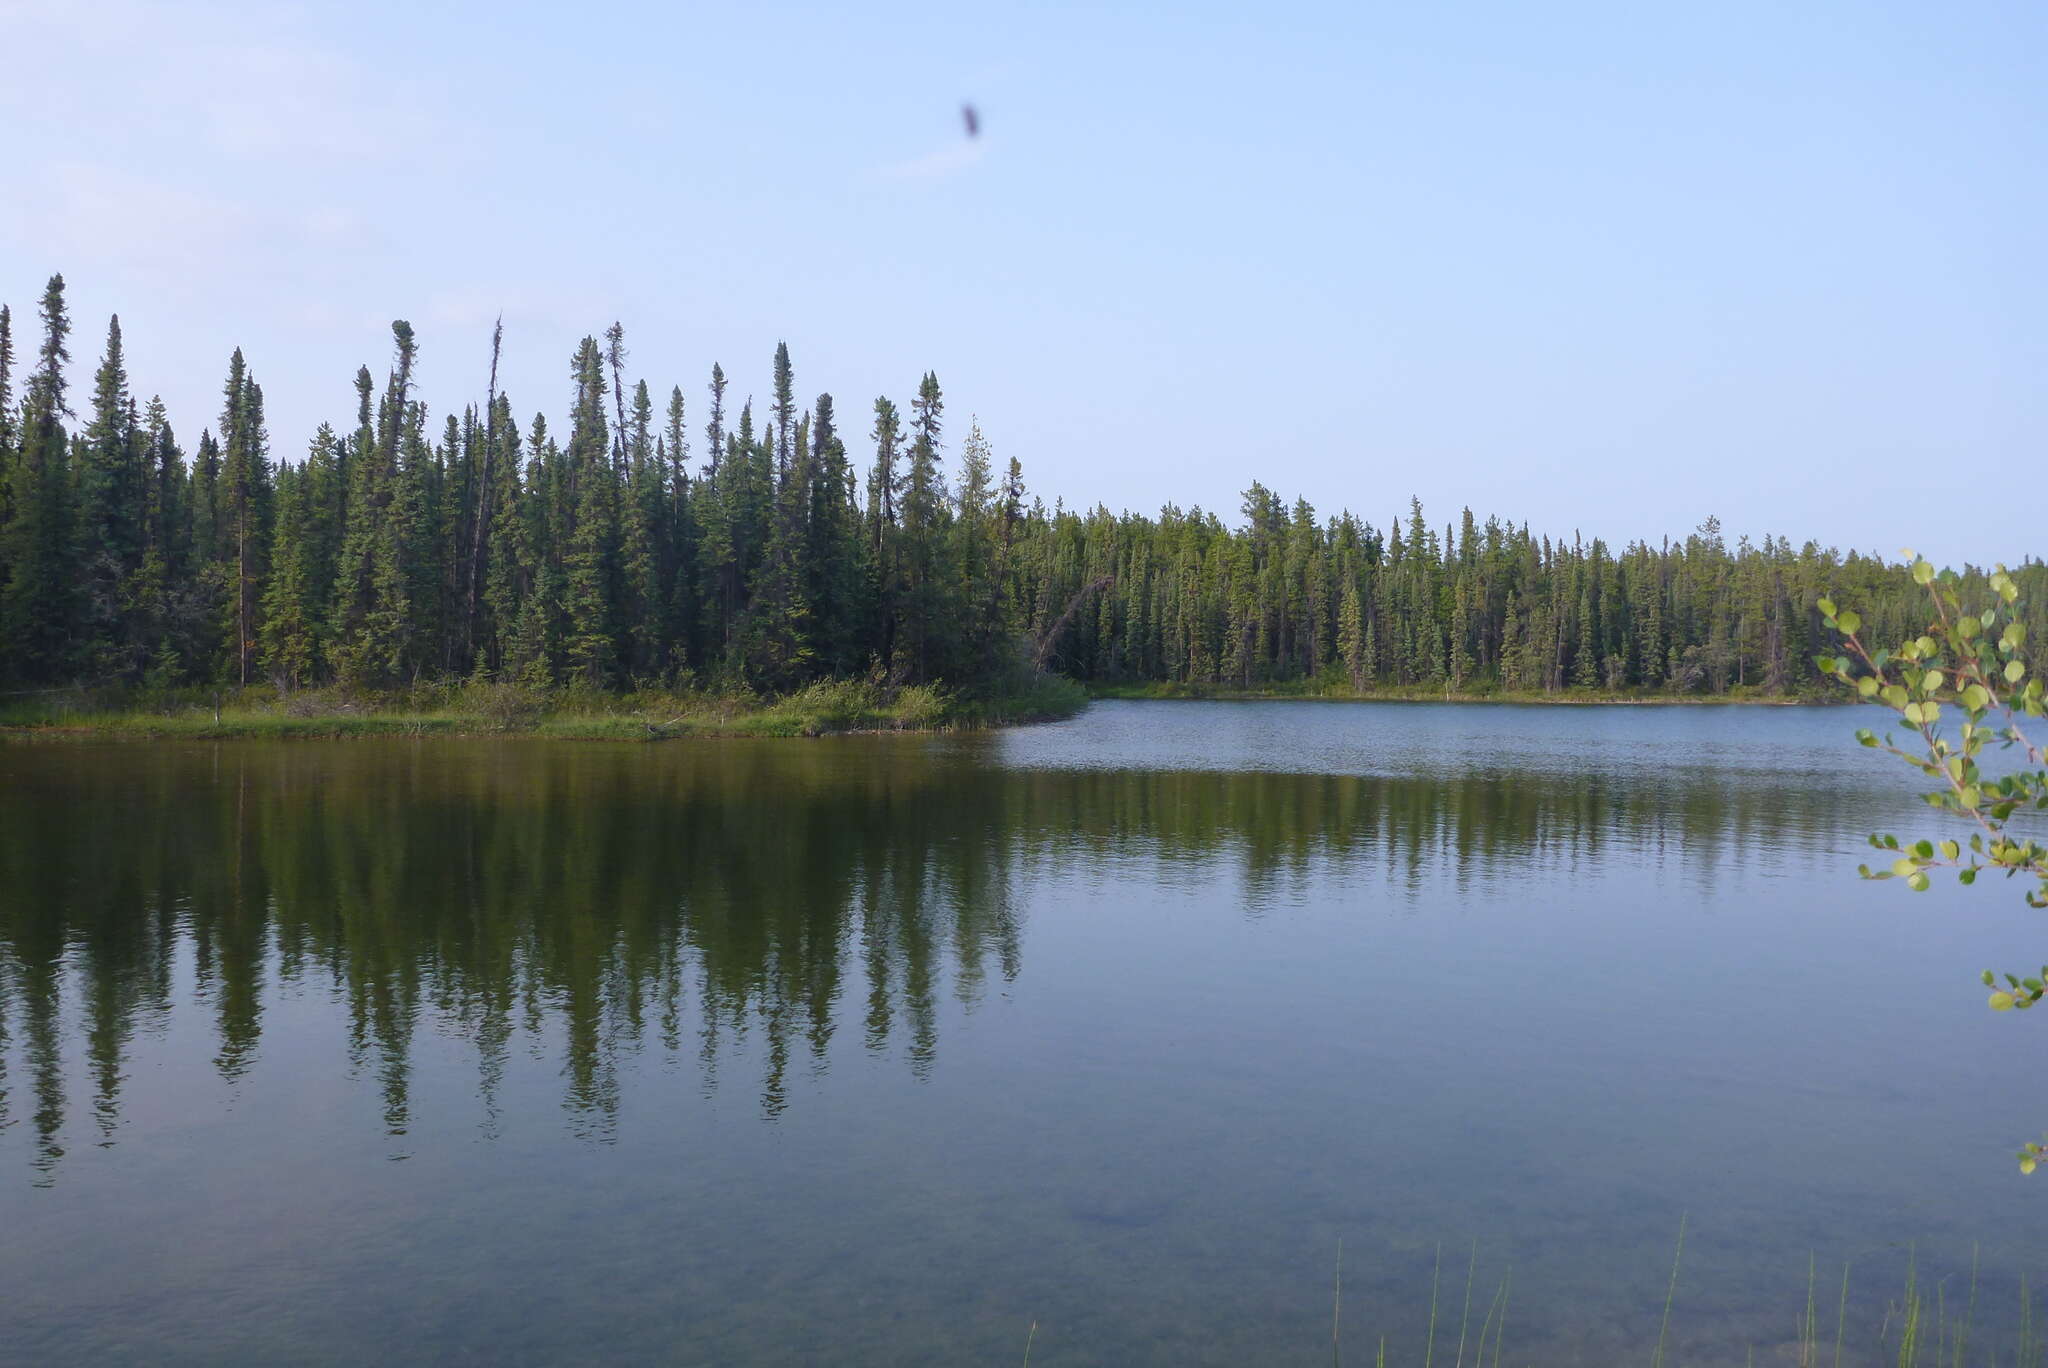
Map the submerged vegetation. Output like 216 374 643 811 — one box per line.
1332 1232 2048 1368
2 274 2043 713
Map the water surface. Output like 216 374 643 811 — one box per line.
1 701 2038 1365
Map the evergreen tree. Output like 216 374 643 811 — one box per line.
899 372 946 681
1338 577 1366 690
77 315 144 674
215 349 273 684
661 384 695 670
770 341 795 480
741 399 813 689
867 396 902 673
697 363 738 656
260 462 319 686
619 378 668 679
480 396 528 676
0 303 15 462
561 337 619 684
0 276 78 680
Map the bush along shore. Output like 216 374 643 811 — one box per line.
0 673 1088 742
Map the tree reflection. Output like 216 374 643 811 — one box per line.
0 739 1846 1180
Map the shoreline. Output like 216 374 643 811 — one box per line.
0 676 1850 742
1084 683 1834 707
0 677 1089 743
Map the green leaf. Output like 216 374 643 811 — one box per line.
1837 609 1862 635
1963 683 1991 711
2024 1156 2037 1175
1941 840 1961 861
1892 857 1919 878
1985 969 1998 986
1818 597 1837 618
2007 660 2026 684
1907 871 1931 892
1913 559 1935 586
1924 669 1945 693
1992 991 2017 1011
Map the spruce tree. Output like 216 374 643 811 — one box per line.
0 303 16 581
260 463 319 686
77 315 143 673
697 364 738 655
0 276 79 681
216 350 273 684
741 401 813 689
802 393 860 675
1338 577 1366 690
0 303 15 462
131 397 186 678
662 385 695 670
770 341 795 480
899 372 946 681
619 379 667 678
561 337 619 685
867 396 902 673
480 396 528 675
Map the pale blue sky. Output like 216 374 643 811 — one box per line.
1 0 2040 566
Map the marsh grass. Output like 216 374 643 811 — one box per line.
1332 1224 2045 1368
0 673 1088 742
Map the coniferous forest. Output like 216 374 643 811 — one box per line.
0 274 2037 703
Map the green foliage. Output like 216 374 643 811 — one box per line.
1823 556 2048 1169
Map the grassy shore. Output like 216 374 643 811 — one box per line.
1086 679 1831 706
0 674 1089 742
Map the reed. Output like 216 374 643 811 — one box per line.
1652 1212 1687 1368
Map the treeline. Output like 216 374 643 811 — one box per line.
0 274 2034 697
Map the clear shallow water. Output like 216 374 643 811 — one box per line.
0 700 2041 1365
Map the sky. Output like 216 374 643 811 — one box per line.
0 0 2040 568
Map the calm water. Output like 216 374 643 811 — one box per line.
1 701 2041 1366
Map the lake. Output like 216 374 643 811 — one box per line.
1 700 2040 1366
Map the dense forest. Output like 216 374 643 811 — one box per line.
0 274 2036 699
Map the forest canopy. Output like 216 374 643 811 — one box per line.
0 274 2034 699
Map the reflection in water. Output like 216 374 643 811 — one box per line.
1 737 1854 1180
3 710 2044 1367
